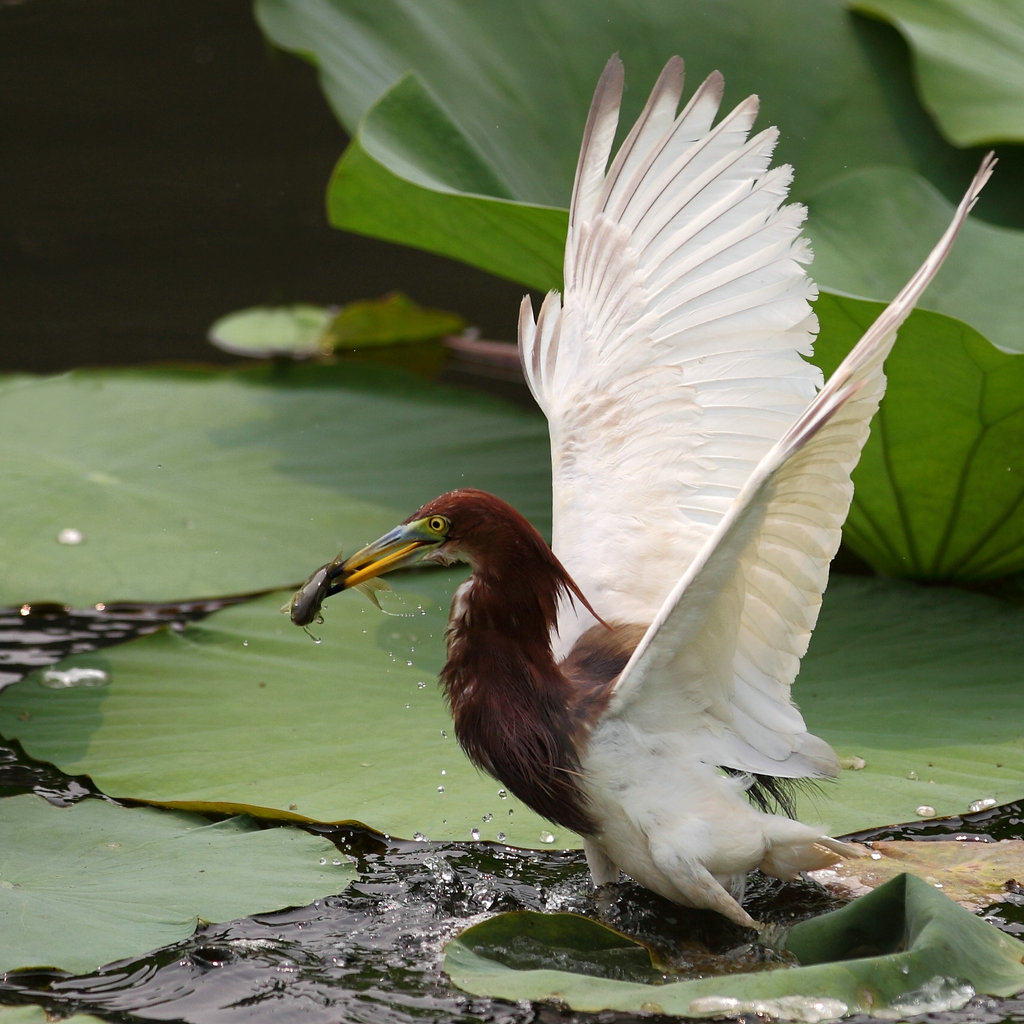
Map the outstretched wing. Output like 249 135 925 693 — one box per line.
606 153 996 778
519 57 821 655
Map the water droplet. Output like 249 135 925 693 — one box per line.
496 832 507 842
915 805 937 818
319 857 328 866
440 769 447 776
470 828 481 841
440 729 448 739
57 527 84 545
497 788 507 799
417 680 427 689
436 785 445 794
412 831 429 842
39 666 109 689
406 660 413 667
906 770 919 781
539 831 555 844
404 703 411 710
18 604 31 617
242 640 249 648
482 813 493 823
968 797 997 813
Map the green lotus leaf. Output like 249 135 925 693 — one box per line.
0 364 549 608
444 874 1024 1015
0 1008 106 1024
850 0 1024 146
806 165 1024 356
0 794 352 975
0 577 1020 842
208 304 333 358
257 0 1024 292
320 291 466 349
813 296 1024 580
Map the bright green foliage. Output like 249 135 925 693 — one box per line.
814 297 1024 579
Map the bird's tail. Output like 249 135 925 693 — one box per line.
760 830 865 881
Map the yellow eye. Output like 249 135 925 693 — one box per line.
427 515 449 535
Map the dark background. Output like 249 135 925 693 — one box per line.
1 0 524 374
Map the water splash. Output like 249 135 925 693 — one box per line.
38 666 109 689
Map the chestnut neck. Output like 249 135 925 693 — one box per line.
438 528 598 835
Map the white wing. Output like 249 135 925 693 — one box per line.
519 57 821 657
607 152 996 778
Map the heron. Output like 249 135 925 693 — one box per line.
291 56 994 928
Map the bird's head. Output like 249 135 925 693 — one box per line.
288 489 562 626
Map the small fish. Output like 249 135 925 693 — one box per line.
285 554 392 626
287 564 331 627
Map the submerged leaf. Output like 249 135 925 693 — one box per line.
0 795 352 975
811 839 1024 910
445 874 1024 1015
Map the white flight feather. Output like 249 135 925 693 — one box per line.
607 150 995 776
517 55 993 925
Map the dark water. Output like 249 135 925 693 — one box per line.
1 602 1022 1024
1 0 526 376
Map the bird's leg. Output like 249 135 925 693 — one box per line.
583 837 620 887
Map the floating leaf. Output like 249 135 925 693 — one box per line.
0 794 352 975
0 364 549 608
812 839 1024 910
0 578 1020 843
207 304 333 358
445 874 1024 1016
850 0 1024 146
321 291 465 349
0 1009 106 1024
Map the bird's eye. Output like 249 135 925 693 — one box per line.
427 515 449 535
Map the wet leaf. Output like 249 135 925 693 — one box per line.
0 794 352 975
850 0 1024 145
444 874 1024 1016
0 578 1020 843
812 839 1024 910
0 364 549 608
